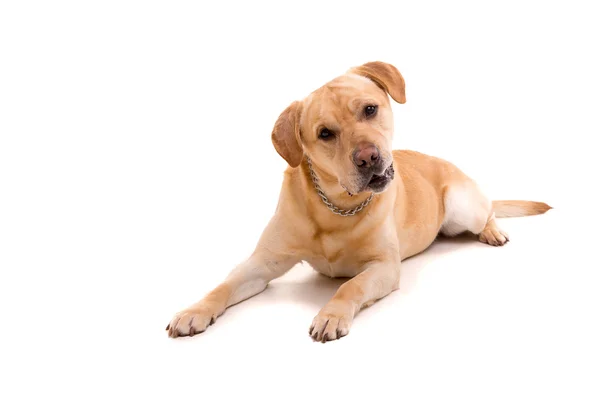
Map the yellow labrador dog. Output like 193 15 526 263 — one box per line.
166 61 551 342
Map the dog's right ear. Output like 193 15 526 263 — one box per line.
271 101 303 168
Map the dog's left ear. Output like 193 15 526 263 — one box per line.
271 101 303 168
349 61 406 104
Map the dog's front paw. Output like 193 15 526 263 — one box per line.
166 305 218 338
309 301 353 343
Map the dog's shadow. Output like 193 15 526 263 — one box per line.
228 233 480 315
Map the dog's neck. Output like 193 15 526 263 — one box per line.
300 157 373 213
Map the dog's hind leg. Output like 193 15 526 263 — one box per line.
440 179 509 246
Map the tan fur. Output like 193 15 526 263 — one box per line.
492 200 553 218
166 61 552 342
271 101 303 168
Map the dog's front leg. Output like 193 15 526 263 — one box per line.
309 256 401 342
167 241 300 338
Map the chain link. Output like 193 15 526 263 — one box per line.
306 157 374 217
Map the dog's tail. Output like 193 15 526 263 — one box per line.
492 200 552 218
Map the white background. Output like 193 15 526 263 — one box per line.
1 1 599 399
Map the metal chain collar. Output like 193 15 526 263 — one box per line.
306 157 374 217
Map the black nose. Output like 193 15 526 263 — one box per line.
353 143 380 168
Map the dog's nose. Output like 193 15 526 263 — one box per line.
353 143 380 168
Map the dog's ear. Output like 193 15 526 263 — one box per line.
349 61 406 104
271 101 303 168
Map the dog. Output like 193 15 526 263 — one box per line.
166 61 551 342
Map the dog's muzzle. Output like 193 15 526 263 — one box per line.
353 143 394 193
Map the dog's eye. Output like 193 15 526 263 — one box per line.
364 105 378 118
318 128 334 140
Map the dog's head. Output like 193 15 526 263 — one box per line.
271 61 406 194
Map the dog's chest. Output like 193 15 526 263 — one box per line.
305 234 365 278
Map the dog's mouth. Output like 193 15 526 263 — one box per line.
341 163 395 195
365 163 395 193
